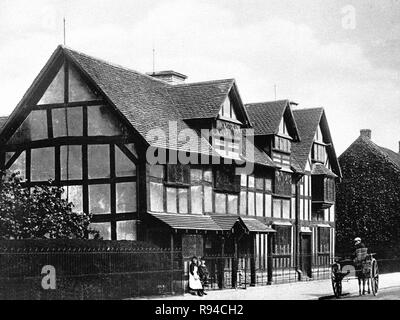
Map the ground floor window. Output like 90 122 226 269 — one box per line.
318 227 330 253
272 198 291 219
273 225 291 255
89 220 137 240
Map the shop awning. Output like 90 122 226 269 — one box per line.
147 212 276 234
147 212 223 231
241 218 276 233
300 226 312 233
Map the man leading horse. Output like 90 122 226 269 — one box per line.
353 237 371 295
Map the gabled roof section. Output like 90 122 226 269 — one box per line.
2 45 252 156
171 79 252 126
245 100 300 140
341 135 400 173
64 46 200 152
292 108 341 177
170 79 233 119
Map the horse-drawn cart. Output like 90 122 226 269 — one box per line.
331 248 379 298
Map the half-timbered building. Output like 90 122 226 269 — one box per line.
0 46 341 286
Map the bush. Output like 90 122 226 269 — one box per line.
0 171 98 240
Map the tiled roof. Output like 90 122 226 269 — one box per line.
311 163 338 178
210 215 276 233
241 136 277 168
241 218 276 233
245 100 289 135
210 215 241 231
63 47 276 167
64 47 215 155
148 212 223 231
170 79 234 120
291 108 323 171
292 108 341 177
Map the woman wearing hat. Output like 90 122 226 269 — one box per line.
189 256 203 296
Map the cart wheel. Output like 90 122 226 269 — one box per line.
370 259 379 296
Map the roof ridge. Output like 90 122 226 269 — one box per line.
245 99 289 107
293 107 324 112
62 45 171 86
173 78 235 87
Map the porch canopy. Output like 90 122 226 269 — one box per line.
241 218 276 233
147 212 223 232
147 212 275 234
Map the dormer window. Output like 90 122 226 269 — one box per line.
312 143 326 163
214 96 242 158
273 118 292 153
219 96 238 121
274 136 291 153
315 125 323 143
278 118 289 136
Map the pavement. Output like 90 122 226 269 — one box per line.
141 272 400 300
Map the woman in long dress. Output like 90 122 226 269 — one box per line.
189 256 203 296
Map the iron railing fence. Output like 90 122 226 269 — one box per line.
2 247 398 300
197 253 335 291
0 247 184 300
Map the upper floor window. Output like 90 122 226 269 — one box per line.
214 165 240 193
324 177 335 203
312 143 326 163
315 125 324 143
166 164 190 185
274 171 292 196
278 118 290 136
274 136 291 153
219 96 237 121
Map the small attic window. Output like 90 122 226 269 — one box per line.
278 118 289 137
315 125 323 143
219 96 237 121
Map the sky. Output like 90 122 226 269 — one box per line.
0 0 399 155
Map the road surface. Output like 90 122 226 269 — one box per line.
345 286 400 300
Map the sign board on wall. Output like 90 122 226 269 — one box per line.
182 234 204 258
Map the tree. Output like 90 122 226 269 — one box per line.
0 171 98 239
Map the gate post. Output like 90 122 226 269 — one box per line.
250 235 256 286
218 236 225 289
232 238 238 288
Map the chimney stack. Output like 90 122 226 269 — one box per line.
360 129 371 139
147 70 187 85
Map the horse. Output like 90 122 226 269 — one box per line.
354 248 371 295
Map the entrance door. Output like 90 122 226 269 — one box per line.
300 234 312 278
